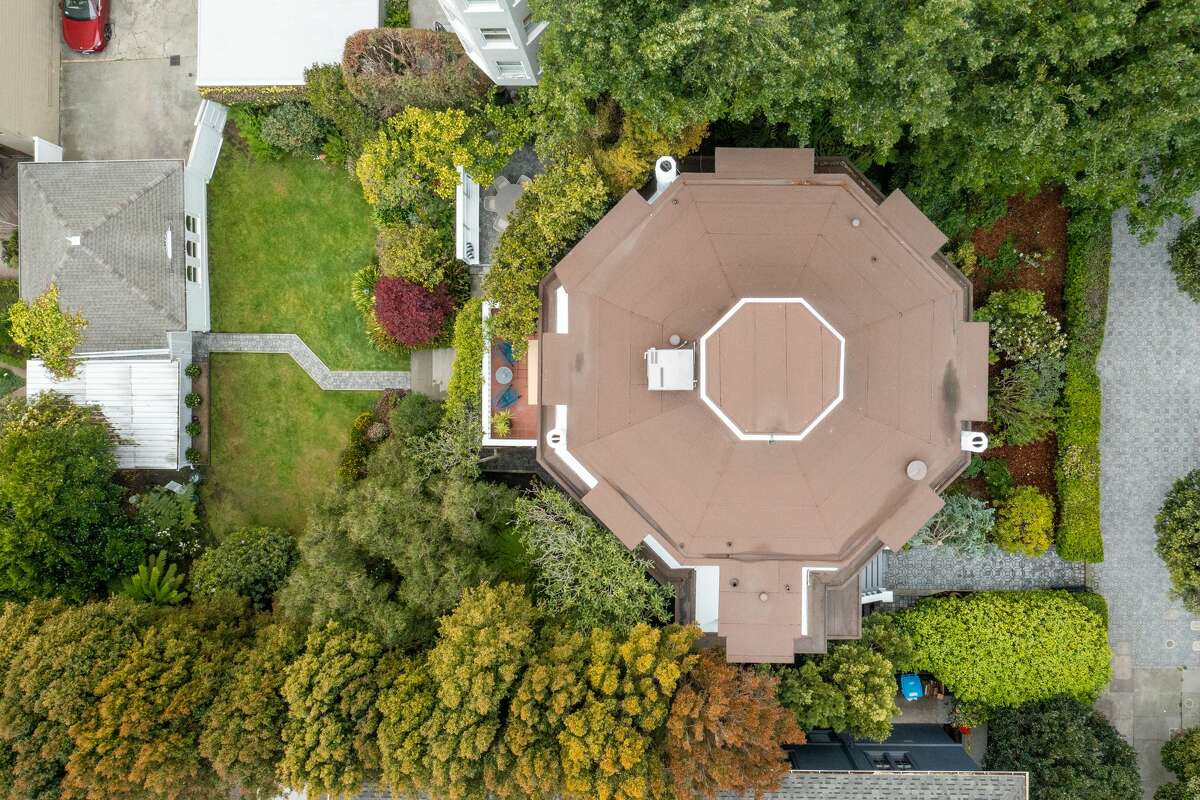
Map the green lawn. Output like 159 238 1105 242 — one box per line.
207 149 407 370
202 354 378 537
0 367 22 397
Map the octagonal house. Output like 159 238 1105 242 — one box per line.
533 148 989 662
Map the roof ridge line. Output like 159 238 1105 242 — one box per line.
76 164 177 239
72 240 165 319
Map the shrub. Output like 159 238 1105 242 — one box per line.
910 493 996 556
1161 729 1200 796
775 642 900 741
383 0 409 26
260 101 326 157
390 392 443 438
963 454 1015 500
1056 211 1109 562
1 230 17 266
186 420 201 437
994 486 1054 556
591 110 708 195
1168 216 1200 302
985 697 1140 800
989 353 1063 446
374 276 455 347
341 29 489 117
491 410 512 436
483 157 610 354
197 84 305 105
1072 591 1109 625
185 446 202 465
445 298 484 413
378 222 455 289
120 550 188 605
190 527 298 610
136 484 203 563
1155 469 1200 614
515 484 674 632
185 392 202 408
185 362 202 379
975 289 1066 364
351 262 379 316
228 105 284 161
894 591 1111 712
7 283 87 378
303 63 377 157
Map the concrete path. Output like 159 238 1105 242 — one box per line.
205 333 410 391
1093 195 1200 798
885 546 1084 594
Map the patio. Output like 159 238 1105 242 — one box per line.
484 337 538 444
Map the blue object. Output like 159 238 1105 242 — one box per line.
899 673 925 702
496 386 520 410
498 341 516 366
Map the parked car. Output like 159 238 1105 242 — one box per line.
61 0 111 54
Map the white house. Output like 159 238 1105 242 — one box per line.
435 0 546 87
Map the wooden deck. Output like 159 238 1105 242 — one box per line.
490 340 538 441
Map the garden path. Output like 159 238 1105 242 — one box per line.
1093 195 1200 798
884 546 1083 593
204 333 410 391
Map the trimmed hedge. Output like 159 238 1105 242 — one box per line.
445 297 484 414
1055 210 1111 562
894 590 1111 713
198 85 306 105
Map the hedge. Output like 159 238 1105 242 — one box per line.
198 85 306 105
894 590 1111 713
1055 210 1111 562
445 297 484 414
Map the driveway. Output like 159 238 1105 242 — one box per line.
60 0 201 161
1093 194 1200 798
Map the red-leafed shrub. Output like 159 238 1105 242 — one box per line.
373 277 454 347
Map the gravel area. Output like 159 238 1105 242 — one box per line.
885 546 1084 594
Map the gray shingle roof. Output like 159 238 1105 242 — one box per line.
18 160 186 353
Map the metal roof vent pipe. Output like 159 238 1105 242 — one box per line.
649 156 679 203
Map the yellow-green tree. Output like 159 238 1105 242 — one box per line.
8 284 86 379
377 655 438 797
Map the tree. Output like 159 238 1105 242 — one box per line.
279 433 520 649
7 283 86 378
1169 217 1200 303
515 484 673 633
189 526 298 610
373 276 455 347
64 596 256 800
279 621 399 797
994 486 1055 556
1156 470 1200 614
378 221 456 289
909 493 996 556
304 63 377 156
377 654 438 797
775 660 850 733
1159 727 1200 800
985 697 1140 800
260 101 327 157
200 622 304 797
665 649 800 799
775 642 898 742
341 28 490 117
0 392 145 601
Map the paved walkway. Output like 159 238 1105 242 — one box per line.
1093 196 1200 798
205 333 410 391
885 546 1084 593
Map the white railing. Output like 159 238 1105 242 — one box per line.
456 166 481 265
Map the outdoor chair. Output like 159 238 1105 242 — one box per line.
496 385 520 410
498 341 515 366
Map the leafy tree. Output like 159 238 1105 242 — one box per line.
377 654 438 797
1156 470 1200 614
421 583 540 800
304 63 377 156
0 393 145 601
1169 217 1200 303
665 649 800 799
774 660 850 733
910 493 996 556
7 283 86 378
1155 778 1200 800
374 276 455 347
515 484 673 632
189 526 298 610
342 28 490 117
200 622 303 797
279 621 399 797
64 596 256 800
390 391 444 439
985 697 1140 800
895 591 1111 712
775 642 898 742
994 486 1055 556
279 433 519 649
378 221 456 289
121 550 188 605
260 101 327 157
1161 728 1200 785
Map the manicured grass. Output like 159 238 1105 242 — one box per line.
202 353 378 537
207 149 407 370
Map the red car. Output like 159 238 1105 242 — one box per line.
62 0 111 54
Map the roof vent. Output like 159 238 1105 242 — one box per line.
649 156 679 203
66 235 80 246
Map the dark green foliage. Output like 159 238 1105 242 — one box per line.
121 550 188 605
0 393 145 601
1169 217 1200 302
775 641 901 741
185 420 201 437
963 455 1015 501
184 362 202 379
1158 728 1200 799
279 431 521 649
0 279 24 365
1056 211 1110 562
338 411 376 483
260 101 327 157
185 392 202 408
304 63 378 158
189 527 298 610
185 446 202 465
383 0 410 26
1155 470 1200 614
136 484 204 564
989 354 1064 447
390 392 444 438
0 232 16 266
229 105 284 161
985 697 1140 800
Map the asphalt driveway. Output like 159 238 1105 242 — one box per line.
60 0 201 161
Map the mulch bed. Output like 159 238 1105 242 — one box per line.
967 188 1068 501
192 360 210 465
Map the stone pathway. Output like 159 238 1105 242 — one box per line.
885 546 1085 593
204 333 410 391
1093 196 1200 799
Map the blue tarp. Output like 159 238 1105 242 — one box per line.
899 673 924 702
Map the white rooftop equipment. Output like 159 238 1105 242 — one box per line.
644 347 695 391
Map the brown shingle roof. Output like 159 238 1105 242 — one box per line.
537 149 987 661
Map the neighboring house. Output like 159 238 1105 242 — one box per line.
17 101 226 470
0 0 62 157
482 148 989 662
435 0 546 87
196 0 379 89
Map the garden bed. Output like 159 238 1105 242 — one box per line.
190 360 210 465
